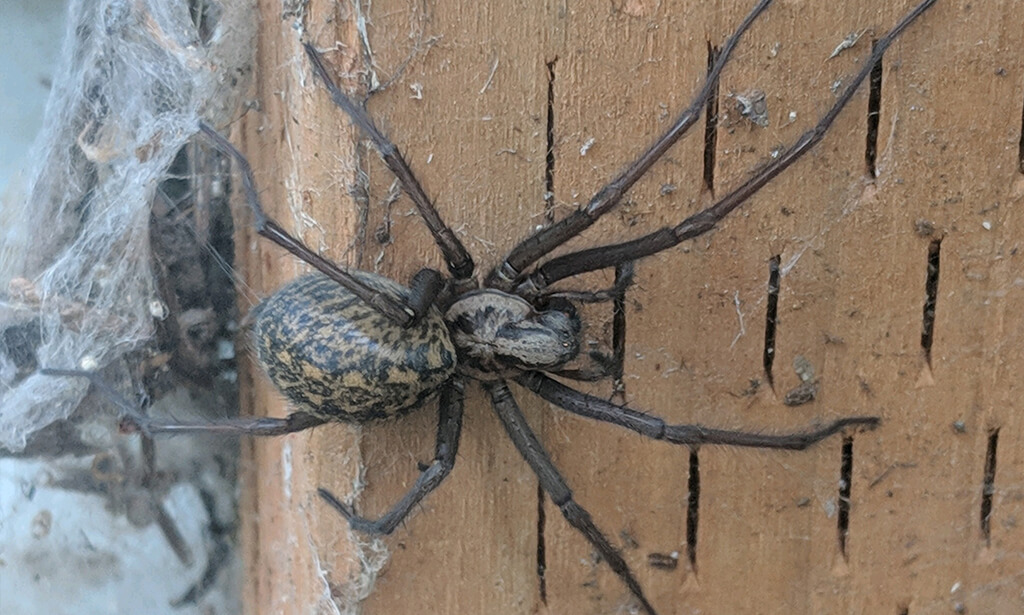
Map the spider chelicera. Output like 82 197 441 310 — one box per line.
47 0 936 612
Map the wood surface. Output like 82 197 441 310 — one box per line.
234 1 1024 613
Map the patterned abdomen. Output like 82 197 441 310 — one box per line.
249 272 456 422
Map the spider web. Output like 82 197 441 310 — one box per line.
0 2 390 612
0 0 251 451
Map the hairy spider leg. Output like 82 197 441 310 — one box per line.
198 123 431 327
318 380 465 534
304 43 476 284
484 380 659 615
484 0 775 290
42 366 330 436
123 412 328 437
535 260 635 305
518 0 937 295
518 372 880 449
544 262 635 383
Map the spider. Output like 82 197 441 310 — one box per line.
46 0 936 612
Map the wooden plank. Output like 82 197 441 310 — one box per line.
236 1 1023 613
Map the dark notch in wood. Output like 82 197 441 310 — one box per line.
763 255 781 388
837 436 854 559
686 449 700 569
538 60 556 601
865 40 884 177
921 239 941 365
611 263 629 398
536 483 547 603
980 428 1000 544
538 59 556 604
1018 80 1024 174
544 58 558 224
702 43 721 192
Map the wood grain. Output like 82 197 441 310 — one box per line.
237 1 1024 613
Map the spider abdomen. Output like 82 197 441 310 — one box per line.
249 272 456 422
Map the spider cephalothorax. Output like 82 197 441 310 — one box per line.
445 290 582 379
46 1 937 613
249 270 582 416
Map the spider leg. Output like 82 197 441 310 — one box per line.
515 0 937 296
319 380 464 535
483 380 658 615
547 262 633 391
40 368 328 436
198 124 430 327
518 371 878 450
406 267 446 317
485 0 774 290
549 359 616 383
535 261 634 304
304 43 475 283
122 413 328 437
